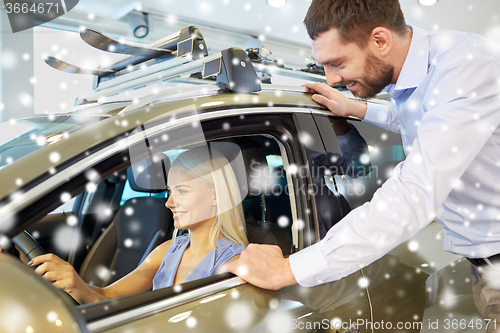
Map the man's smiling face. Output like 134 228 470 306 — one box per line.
312 28 394 99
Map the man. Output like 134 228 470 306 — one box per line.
222 0 500 329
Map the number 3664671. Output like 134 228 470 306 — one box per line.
5 2 60 14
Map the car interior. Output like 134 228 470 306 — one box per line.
21 134 295 290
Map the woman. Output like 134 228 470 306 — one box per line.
26 147 249 304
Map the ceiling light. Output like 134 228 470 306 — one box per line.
128 12 149 38
419 0 437 6
267 0 286 8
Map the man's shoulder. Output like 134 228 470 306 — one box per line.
428 30 500 70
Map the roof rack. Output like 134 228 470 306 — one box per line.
45 27 262 104
70 47 261 105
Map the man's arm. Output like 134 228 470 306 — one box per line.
221 244 297 290
303 82 401 134
303 82 368 119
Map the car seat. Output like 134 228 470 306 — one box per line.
213 138 293 256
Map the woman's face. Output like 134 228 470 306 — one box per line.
166 167 217 230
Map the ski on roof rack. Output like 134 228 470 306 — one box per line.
45 56 115 75
73 47 261 105
45 26 208 87
80 28 175 58
244 47 327 84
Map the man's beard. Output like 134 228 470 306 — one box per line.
353 52 394 100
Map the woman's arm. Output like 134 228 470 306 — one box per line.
95 239 173 299
29 239 173 304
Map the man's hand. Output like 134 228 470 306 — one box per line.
30 253 102 304
220 244 297 290
303 82 367 119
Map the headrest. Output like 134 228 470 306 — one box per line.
210 138 269 200
127 154 171 193
234 138 270 199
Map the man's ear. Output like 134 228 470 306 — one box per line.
369 27 393 57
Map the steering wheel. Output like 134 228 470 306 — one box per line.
10 231 80 305
11 230 46 261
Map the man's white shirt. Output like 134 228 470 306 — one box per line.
290 25 500 286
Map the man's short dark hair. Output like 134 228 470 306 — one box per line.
304 0 408 47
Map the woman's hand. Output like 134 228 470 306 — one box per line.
0 245 29 264
29 253 105 304
15 245 30 264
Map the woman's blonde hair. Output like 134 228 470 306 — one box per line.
171 147 249 248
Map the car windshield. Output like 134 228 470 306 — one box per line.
0 115 103 170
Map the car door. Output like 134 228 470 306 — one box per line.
72 106 375 333
312 109 429 332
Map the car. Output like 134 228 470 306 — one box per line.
0 26 483 333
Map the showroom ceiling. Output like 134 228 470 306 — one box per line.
64 0 500 47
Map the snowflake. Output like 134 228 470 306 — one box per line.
47 311 58 322
124 238 133 248
408 241 419 252
186 316 197 328
2 50 17 69
96 265 110 280
277 216 290 227
225 302 254 330
60 192 71 203
18 93 33 107
54 226 76 253
67 215 78 226
236 264 248 277
376 200 387 211
359 154 370 165
358 277 369 288
298 132 313 146
269 298 280 310
49 152 61 163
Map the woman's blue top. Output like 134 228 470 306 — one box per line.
152 234 245 290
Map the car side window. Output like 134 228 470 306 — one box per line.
314 113 404 209
49 196 76 214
